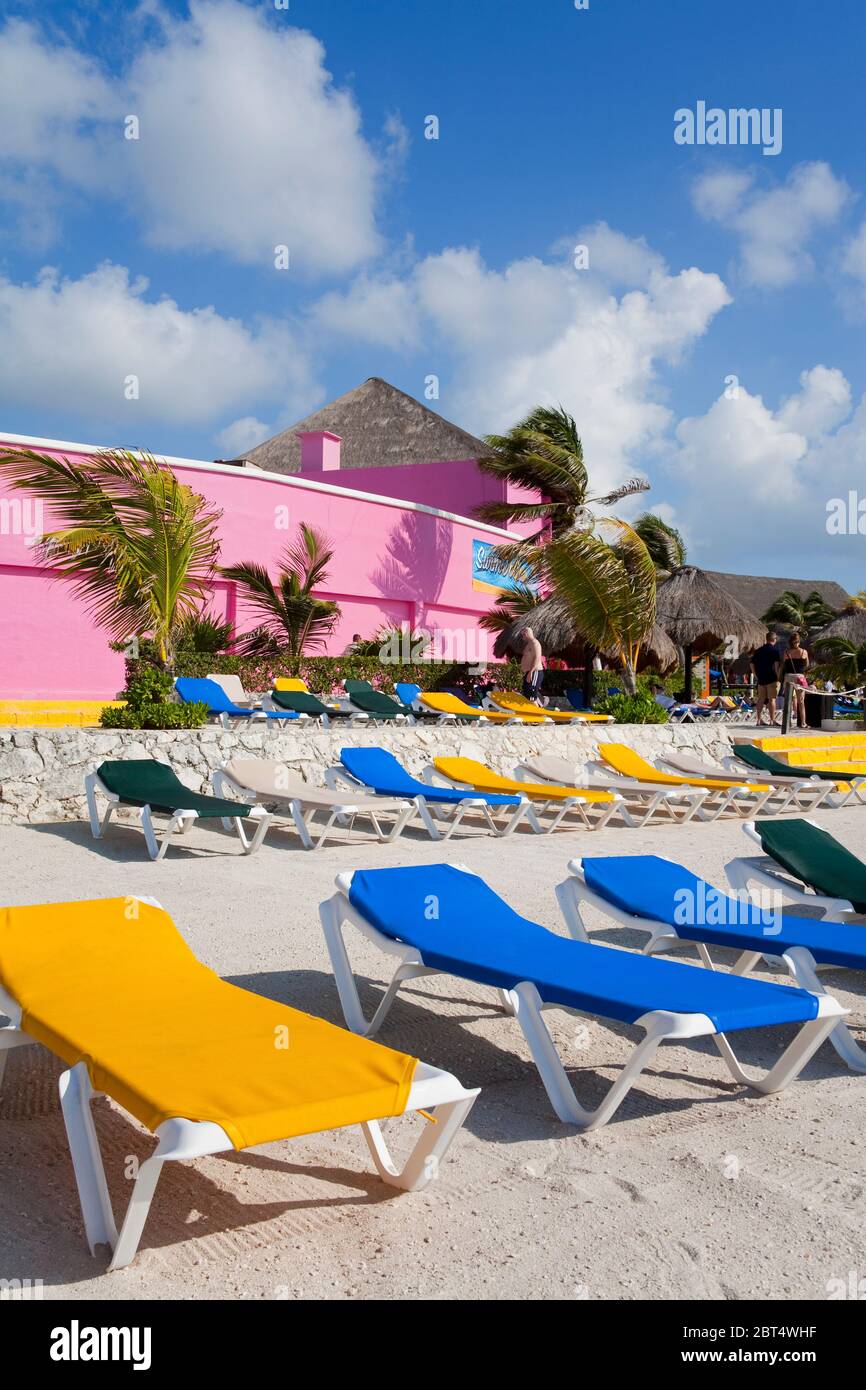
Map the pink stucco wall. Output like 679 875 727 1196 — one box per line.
296 456 538 524
0 436 525 699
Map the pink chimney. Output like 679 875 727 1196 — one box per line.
297 430 341 471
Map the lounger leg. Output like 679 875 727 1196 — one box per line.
319 896 434 1035
58 1063 119 1256
108 1150 168 1271
85 773 116 839
0 1023 31 1095
776 949 866 1073
233 806 271 855
139 806 161 860
712 1013 844 1093
361 1094 477 1192
509 983 666 1129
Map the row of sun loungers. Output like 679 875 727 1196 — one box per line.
84 736 859 859
7 816 866 1267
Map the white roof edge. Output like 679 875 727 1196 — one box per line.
0 428 520 540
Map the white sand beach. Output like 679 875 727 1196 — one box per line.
2 806 864 1303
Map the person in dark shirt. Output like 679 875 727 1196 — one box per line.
750 630 781 725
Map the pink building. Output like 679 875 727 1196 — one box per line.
0 380 536 699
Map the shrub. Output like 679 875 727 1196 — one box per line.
100 661 208 729
101 701 209 730
593 692 669 724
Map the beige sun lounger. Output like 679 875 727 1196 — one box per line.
213 759 417 850
517 753 714 823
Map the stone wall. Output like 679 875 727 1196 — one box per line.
0 722 744 824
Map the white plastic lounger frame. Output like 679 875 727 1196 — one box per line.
84 770 271 861
212 766 417 851
320 869 844 1130
517 759 713 826
559 858 862 1074
725 820 856 919
661 750 834 808
324 765 533 841
721 752 866 808
0 942 477 1271
587 758 779 820
510 763 707 829
424 763 622 833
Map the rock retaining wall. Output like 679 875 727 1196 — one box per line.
0 722 747 824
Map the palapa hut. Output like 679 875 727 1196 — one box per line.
811 605 866 657
656 566 765 698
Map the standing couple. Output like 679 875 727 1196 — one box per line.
751 629 810 727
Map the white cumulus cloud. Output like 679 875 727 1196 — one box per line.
0 262 317 427
692 161 851 287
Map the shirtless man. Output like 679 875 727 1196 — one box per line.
520 626 544 702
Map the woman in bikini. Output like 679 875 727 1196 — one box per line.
780 631 809 729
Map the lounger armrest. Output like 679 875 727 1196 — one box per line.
325 765 366 793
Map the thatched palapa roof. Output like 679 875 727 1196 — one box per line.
656 566 765 654
243 378 487 475
492 597 679 673
812 605 866 652
704 571 850 622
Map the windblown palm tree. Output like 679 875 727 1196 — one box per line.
473 405 649 538
814 637 866 689
633 513 687 578
477 583 540 639
0 447 221 668
222 523 340 670
542 521 657 695
762 589 836 634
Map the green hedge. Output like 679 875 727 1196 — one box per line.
129 652 526 698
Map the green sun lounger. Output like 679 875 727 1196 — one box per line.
270 689 365 724
727 818 866 917
85 759 271 860
343 680 413 721
732 743 866 802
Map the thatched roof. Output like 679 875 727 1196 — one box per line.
656 566 765 654
812 605 866 652
242 378 487 475
492 597 679 673
704 570 849 622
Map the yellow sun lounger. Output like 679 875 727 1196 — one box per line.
419 691 548 724
487 690 612 723
0 898 477 1270
432 756 623 831
595 743 787 816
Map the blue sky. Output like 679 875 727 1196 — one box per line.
1 0 865 584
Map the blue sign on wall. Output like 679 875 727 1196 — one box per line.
472 539 536 595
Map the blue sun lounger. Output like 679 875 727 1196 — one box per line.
319 863 843 1129
327 747 532 839
559 854 866 1073
175 677 304 729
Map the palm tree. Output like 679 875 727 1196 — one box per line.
633 513 687 578
762 589 837 635
222 523 340 671
539 521 657 695
473 404 649 538
477 584 540 640
0 447 221 668
813 636 866 688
